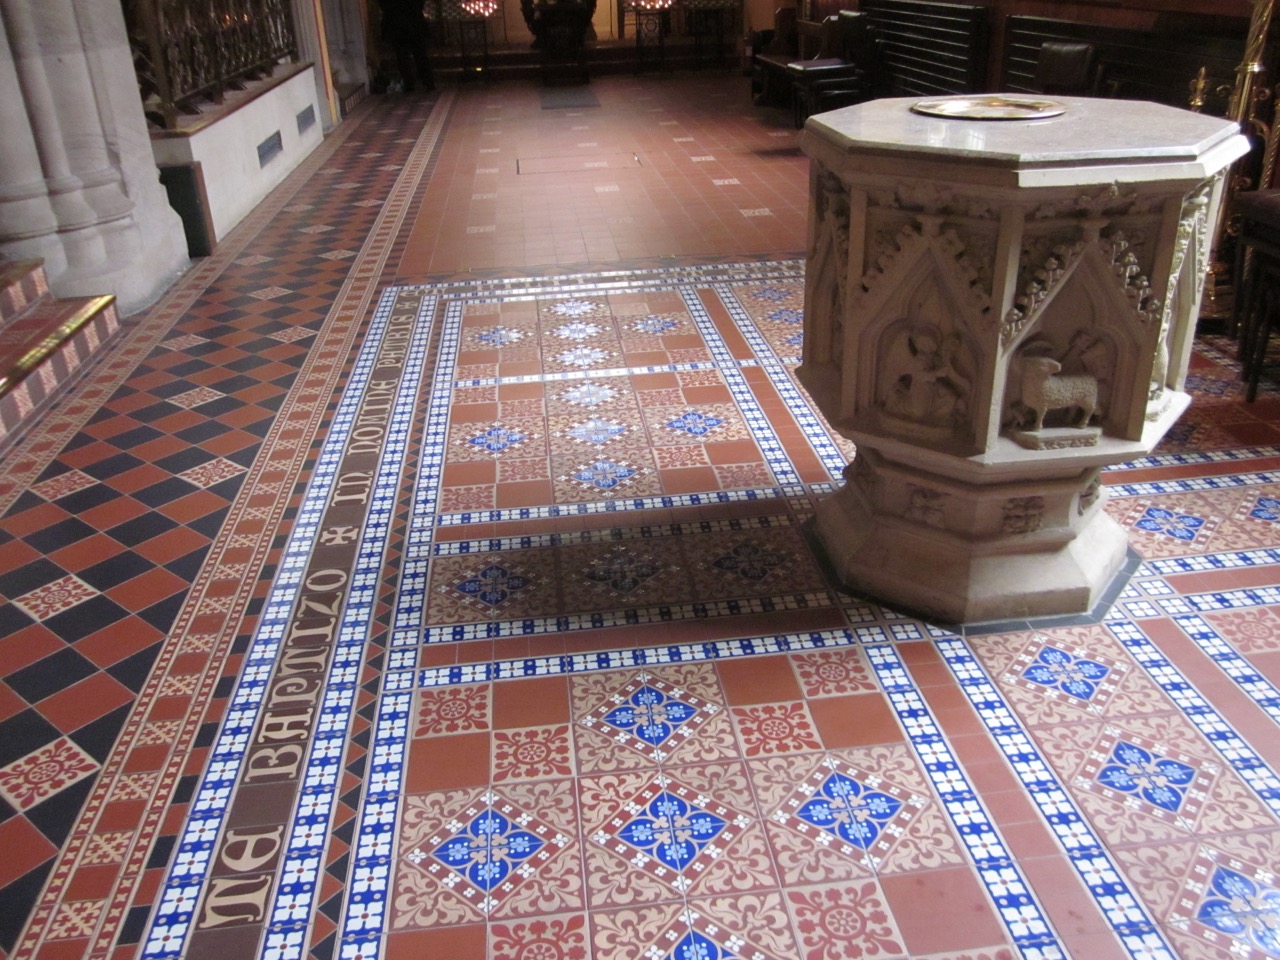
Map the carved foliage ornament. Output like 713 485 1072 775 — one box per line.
1002 230 1161 347
866 183 996 220
856 221 990 318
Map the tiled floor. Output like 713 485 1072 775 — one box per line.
2 72 1280 960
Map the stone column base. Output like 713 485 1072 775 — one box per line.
813 451 1130 624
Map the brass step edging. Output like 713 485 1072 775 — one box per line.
0 294 117 398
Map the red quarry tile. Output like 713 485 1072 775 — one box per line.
105 567 188 612
0 816 56 888
492 676 570 728
404 733 490 792
495 480 554 508
0 536 41 575
881 867 1008 955
79 495 148 531
716 655 802 704
0 681 27 722
807 693 904 748
49 533 127 573
157 489 228 524
1021 854 1115 938
75 617 165 669
102 465 171 495
133 528 206 565
3 501 69 538
659 466 719 494
0 623 66 675
37 673 134 733
383 925 486 960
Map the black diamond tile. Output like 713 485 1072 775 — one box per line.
0 711 60 768
24 517 98 554
108 512 179 547
56 484 121 513
6 647 98 704
0 860 53 953
132 478 199 509
81 452 146 482
43 593 130 644
174 421 228 444
146 834 176 870
154 449 215 474
71 704 132 763
79 552 154 591
106 642 162 694
111 424 166 449
118 904 152 945
27 776 95 848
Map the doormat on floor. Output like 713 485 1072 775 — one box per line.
540 85 600 108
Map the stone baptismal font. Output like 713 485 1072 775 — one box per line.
796 94 1250 623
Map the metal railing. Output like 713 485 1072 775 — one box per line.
125 0 298 129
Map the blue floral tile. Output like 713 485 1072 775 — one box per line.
1078 729 1216 829
665 411 725 437
407 789 569 914
766 308 803 324
560 381 619 407
564 417 628 446
1173 849 1280 958
433 809 543 891
1196 864 1280 956
603 684 698 746
592 775 750 893
579 673 719 762
750 287 793 303
549 298 602 318
564 459 640 491
712 541 786 582
631 315 680 335
1023 646 1110 700
553 321 604 341
1004 640 1124 711
1250 497 1280 523
453 564 533 608
771 757 924 870
475 326 526 347
556 346 612 368
581 547 664 594
1096 741 1196 812
466 424 530 456
1134 507 1208 543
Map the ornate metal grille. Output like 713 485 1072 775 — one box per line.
126 0 298 129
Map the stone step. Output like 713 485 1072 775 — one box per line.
0 259 51 327
0 260 119 450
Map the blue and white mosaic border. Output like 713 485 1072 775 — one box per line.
142 289 432 960
865 643 1065 958
1108 619 1280 818
934 635 1176 959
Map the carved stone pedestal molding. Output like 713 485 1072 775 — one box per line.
0 0 189 315
798 95 1249 623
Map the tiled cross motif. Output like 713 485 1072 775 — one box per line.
412 790 568 914
1135 506 1209 542
1077 728 1216 830
1195 864 1280 956
1004 638 1125 712
592 775 751 893
770 757 925 871
580 674 717 763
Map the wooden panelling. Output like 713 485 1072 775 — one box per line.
1004 15 1246 113
860 0 988 95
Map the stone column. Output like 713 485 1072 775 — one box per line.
0 0 188 315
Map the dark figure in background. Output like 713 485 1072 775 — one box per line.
379 0 434 92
